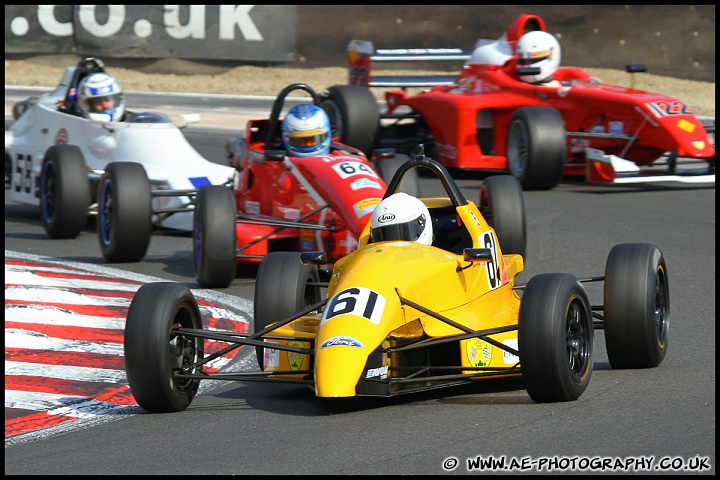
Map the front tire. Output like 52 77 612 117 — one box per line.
97 162 152 262
253 252 321 369
519 273 593 402
194 185 237 289
478 175 527 258
506 106 566 190
124 282 205 413
604 243 669 368
40 145 90 239
321 85 380 155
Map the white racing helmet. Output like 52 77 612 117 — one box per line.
77 73 125 122
515 30 561 84
281 104 331 157
370 192 433 246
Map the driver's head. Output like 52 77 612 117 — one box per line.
515 30 561 84
370 192 433 245
281 104 331 157
77 73 124 122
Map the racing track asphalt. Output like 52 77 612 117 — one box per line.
4 88 716 475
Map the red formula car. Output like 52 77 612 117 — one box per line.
192 83 419 288
329 13 714 189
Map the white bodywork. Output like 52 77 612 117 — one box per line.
465 35 514 67
5 66 235 231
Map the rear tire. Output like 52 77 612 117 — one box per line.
40 145 90 239
604 243 669 368
506 106 566 190
519 273 593 402
194 185 237 289
321 85 380 155
97 162 152 262
478 175 526 258
372 153 420 197
124 282 204 413
253 252 321 369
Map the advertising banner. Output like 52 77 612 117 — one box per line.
5 5 296 62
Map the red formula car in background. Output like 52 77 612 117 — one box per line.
192 83 419 288
327 13 714 189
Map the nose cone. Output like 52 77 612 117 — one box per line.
314 338 368 397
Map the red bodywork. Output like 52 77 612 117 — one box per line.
228 117 384 266
349 13 714 183
386 65 712 173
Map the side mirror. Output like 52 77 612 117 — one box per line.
264 150 286 161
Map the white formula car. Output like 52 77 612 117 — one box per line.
5 57 234 262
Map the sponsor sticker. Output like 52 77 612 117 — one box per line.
263 341 280 368
287 340 305 370
319 336 364 349
354 198 381 217
608 121 624 135
365 365 389 379
350 178 382 191
503 339 519 364
244 200 260 215
466 338 492 367
54 128 68 144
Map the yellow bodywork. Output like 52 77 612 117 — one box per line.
263 198 524 397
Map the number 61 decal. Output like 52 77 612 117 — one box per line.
321 287 386 325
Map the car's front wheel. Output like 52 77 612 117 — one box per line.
124 282 205 413
97 162 152 262
519 273 594 402
194 185 237 289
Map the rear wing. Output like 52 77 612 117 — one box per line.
347 39 471 88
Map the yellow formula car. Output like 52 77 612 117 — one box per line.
123 147 669 412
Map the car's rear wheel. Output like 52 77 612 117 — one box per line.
506 106 566 190
97 162 152 262
478 175 527 258
372 153 420 197
194 185 237 289
124 282 204 413
519 273 593 402
603 243 669 368
253 252 321 369
320 85 380 155
40 145 90 239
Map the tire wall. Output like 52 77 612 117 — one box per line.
5 5 715 82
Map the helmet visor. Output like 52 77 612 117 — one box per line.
371 213 427 242
517 50 551 66
286 129 329 149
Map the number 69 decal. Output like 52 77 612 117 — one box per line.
480 230 502 290
321 287 386 325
